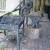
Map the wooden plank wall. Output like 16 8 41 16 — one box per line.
32 0 45 12
20 0 50 13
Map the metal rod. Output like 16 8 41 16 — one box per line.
4 30 6 35
23 20 24 36
16 26 20 50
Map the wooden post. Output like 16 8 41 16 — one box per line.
40 0 45 12
36 0 41 11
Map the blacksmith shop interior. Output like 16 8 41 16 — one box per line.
0 0 50 50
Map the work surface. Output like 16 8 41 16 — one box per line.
0 16 24 31
0 16 24 25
